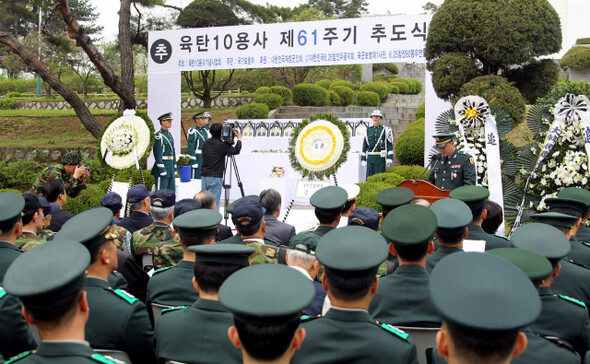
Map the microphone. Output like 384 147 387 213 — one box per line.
420 154 441 179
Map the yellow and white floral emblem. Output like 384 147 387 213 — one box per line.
100 109 152 170
294 120 345 172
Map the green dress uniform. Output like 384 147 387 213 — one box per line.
530 286 590 356
310 225 335 238
84 277 156 364
146 260 198 309
427 149 476 190
551 258 590 310
151 128 176 191
155 299 241 364
576 223 590 244
187 125 209 179
31 164 87 198
362 124 394 178
465 224 511 250
369 265 440 327
426 247 463 273
0 241 21 283
132 222 179 269
0 286 36 359
292 308 418 364
4 342 120 364
567 235 590 268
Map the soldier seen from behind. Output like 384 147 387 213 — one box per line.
559 187 590 244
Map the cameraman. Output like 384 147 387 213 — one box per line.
201 123 242 211
31 151 89 198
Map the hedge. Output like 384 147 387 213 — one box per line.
576 38 590 45
330 85 354 106
236 103 269 119
396 120 425 166
0 97 17 110
356 173 406 212
356 91 380 106
406 118 425 131
253 93 283 110
269 86 292 105
315 79 332 89
330 79 356 90
561 46 590 71
390 80 410 94
388 84 400 94
293 83 330 106
415 103 425 119
373 74 398 83
385 165 427 180
360 82 389 100
329 91 341 106
255 86 270 94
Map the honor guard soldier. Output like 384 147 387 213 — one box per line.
220 264 314 364
429 252 540 364
291 226 419 364
151 112 176 191
3 240 122 364
427 133 476 190
361 109 394 179
155 244 254 364
187 111 211 179
58 208 156 364
370 204 441 327
559 187 590 244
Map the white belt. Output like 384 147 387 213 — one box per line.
367 152 382 156
195 151 202 154
162 156 174 160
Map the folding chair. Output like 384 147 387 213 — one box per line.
396 326 440 364
94 349 132 363
151 302 173 322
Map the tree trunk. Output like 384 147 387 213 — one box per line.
118 0 135 109
55 0 136 109
0 31 102 138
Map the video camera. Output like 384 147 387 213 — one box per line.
221 123 238 144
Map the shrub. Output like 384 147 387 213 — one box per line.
0 77 37 94
0 160 45 191
457 75 526 125
253 93 283 110
410 79 423 94
415 103 425 119
63 183 104 215
431 52 480 101
396 122 425 166
576 38 590 45
373 74 398 83
315 79 332 89
357 173 406 212
0 97 17 110
269 86 292 105
388 84 399 94
561 46 590 71
329 91 341 106
255 86 270 95
391 80 410 94
537 79 590 108
236 103 269 119
373 63 399 74
293 83 330 106
330 85 354 106
504 59 559 104
330 79 356 90
356 91 380 106
386 165 428 180
360 82 390 100
406 118 425 131
367 172 405 185
8 92 22 97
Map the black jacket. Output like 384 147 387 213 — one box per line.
118 211 154 234
201 138 242 178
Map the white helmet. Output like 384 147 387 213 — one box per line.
370 110 383 118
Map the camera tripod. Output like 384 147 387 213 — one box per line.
223 154 245 224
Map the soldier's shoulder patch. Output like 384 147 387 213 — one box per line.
0 285 6 299
91 353 124 364
162 306 190 314
111 288 139 305
469 157 474 164
558 294 586 308
583 242 590 248
376 322 409 341
5 351 33 363
153 266 173 275
301 315 321 322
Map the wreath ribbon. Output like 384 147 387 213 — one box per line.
511 94 590 235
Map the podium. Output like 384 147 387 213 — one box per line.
396 180 450 204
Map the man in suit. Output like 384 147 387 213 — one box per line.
260 188 296 246
194 190 233 241
427 133 476 190
370 204 440 327
3 239 119 364
58 207 156 364
41 179 73 232
117 184 153 234
155 244 254 364
291 226 419 364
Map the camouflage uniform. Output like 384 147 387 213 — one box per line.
37 229 55 241
217 235 280 265
110 225 132 254
15 232 46 252
133 222 179 269
153 241 183 270
31 163 86 198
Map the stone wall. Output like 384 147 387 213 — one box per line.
0 147 96 163
16 96 255 111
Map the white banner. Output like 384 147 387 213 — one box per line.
148 15 431 73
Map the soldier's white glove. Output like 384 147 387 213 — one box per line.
361 161 367 167
386 160 392 168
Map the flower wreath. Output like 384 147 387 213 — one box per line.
288 112 350 179
96 109 155 171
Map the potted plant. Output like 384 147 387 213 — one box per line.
176 154 191 182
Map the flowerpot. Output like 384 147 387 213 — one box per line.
179 165 191 182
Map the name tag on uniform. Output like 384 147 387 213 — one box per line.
380 150 386 158
451 165 461 168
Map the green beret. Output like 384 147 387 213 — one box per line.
0 192 24 231
61 151 82 165
4 239 90 300
531 212 579 228
219 264 315 324
174 209 222 237
430 252 541 332
226 195 260 214
58 207 115 251
511 223 570 264
289 231 321 254
316 226 388 271
375 187 414 210
488 248 553 286
310 186 347 210
382 204 437 245
430 198 472 234
433 133 454 147
449 185 489 209
545 197 587 215
559 187 590 213
158 112 172 122
189 244 254 266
